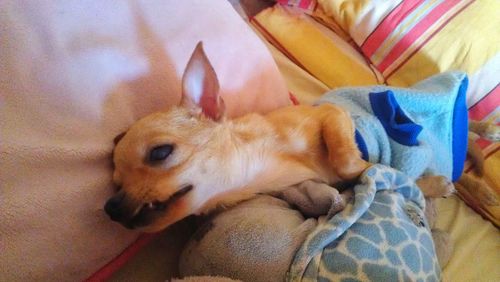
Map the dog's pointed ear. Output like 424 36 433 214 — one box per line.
113 131 127 145
181 41 225 121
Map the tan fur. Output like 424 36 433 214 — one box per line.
416 175 455 199
457 173 499 206
467 116 500 176
113 103 369 232
459 116 500 209
107 42 370 232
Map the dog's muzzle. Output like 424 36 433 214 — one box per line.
104 185 193 229
104 192 127 222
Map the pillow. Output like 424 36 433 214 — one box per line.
252 5 383 90
0 1 290 281
317 0 499 109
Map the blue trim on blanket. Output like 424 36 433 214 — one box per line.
369 91 423 146
451 76 469 181
355 129 369 161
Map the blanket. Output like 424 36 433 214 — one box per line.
289 165 439 281
316 71 468 181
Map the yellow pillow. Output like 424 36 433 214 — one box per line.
252 5 381 89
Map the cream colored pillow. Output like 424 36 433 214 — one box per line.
0 1 290 281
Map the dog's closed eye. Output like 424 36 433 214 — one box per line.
148 144 174 163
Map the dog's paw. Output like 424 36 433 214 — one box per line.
436 176 456 198
470 119 500 142
416 175 455 198
482 123 500 142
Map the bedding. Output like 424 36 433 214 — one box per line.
179 71 469 281
317 72 468 182
289 165 439 281
111 2 499 281
317 0 500 98
113 2 499 281
0 1 290 281
257 0 500 228
3 0 497 281
252 6 383 89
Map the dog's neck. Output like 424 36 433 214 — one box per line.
191 113 325 213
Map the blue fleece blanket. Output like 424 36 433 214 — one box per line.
288 165 440 282
316 71 468 181
288 72 469 281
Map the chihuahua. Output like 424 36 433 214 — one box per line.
104 42 371 232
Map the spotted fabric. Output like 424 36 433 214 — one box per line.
288 165 440 282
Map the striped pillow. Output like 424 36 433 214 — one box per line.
316 0 499 112
252 5 383 90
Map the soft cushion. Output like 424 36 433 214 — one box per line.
252 5 382 89
0 1 289 281
317 0 499 108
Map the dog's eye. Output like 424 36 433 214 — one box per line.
148 144 174 163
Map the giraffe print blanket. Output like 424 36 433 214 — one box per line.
288 164 440 282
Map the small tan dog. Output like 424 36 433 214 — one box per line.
105 42 371 232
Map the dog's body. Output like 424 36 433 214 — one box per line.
188 103 368 212
110 101 369 232
106 42 368 232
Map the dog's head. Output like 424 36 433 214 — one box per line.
105 42 228 232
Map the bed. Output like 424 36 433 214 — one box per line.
110 1 500 281
1 1 498 281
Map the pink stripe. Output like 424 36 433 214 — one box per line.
362 0 425 57
84 234 158 282
476 139 492 149
299 0 312 9
385 0 474 79
377 0 461 72
469 85 500 121
464 143 500 172
289 92 300 105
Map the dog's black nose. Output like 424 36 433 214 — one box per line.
104 193 125 221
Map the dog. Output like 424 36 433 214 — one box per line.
105 41 372 232
105 42 495 235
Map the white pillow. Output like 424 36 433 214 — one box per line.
0 1 290 280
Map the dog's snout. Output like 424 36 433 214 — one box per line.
104 193 125 221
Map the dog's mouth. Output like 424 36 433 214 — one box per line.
126 184 194 229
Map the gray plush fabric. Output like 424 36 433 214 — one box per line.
276 180 351 218
179 195 317 282
179 182 350 281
